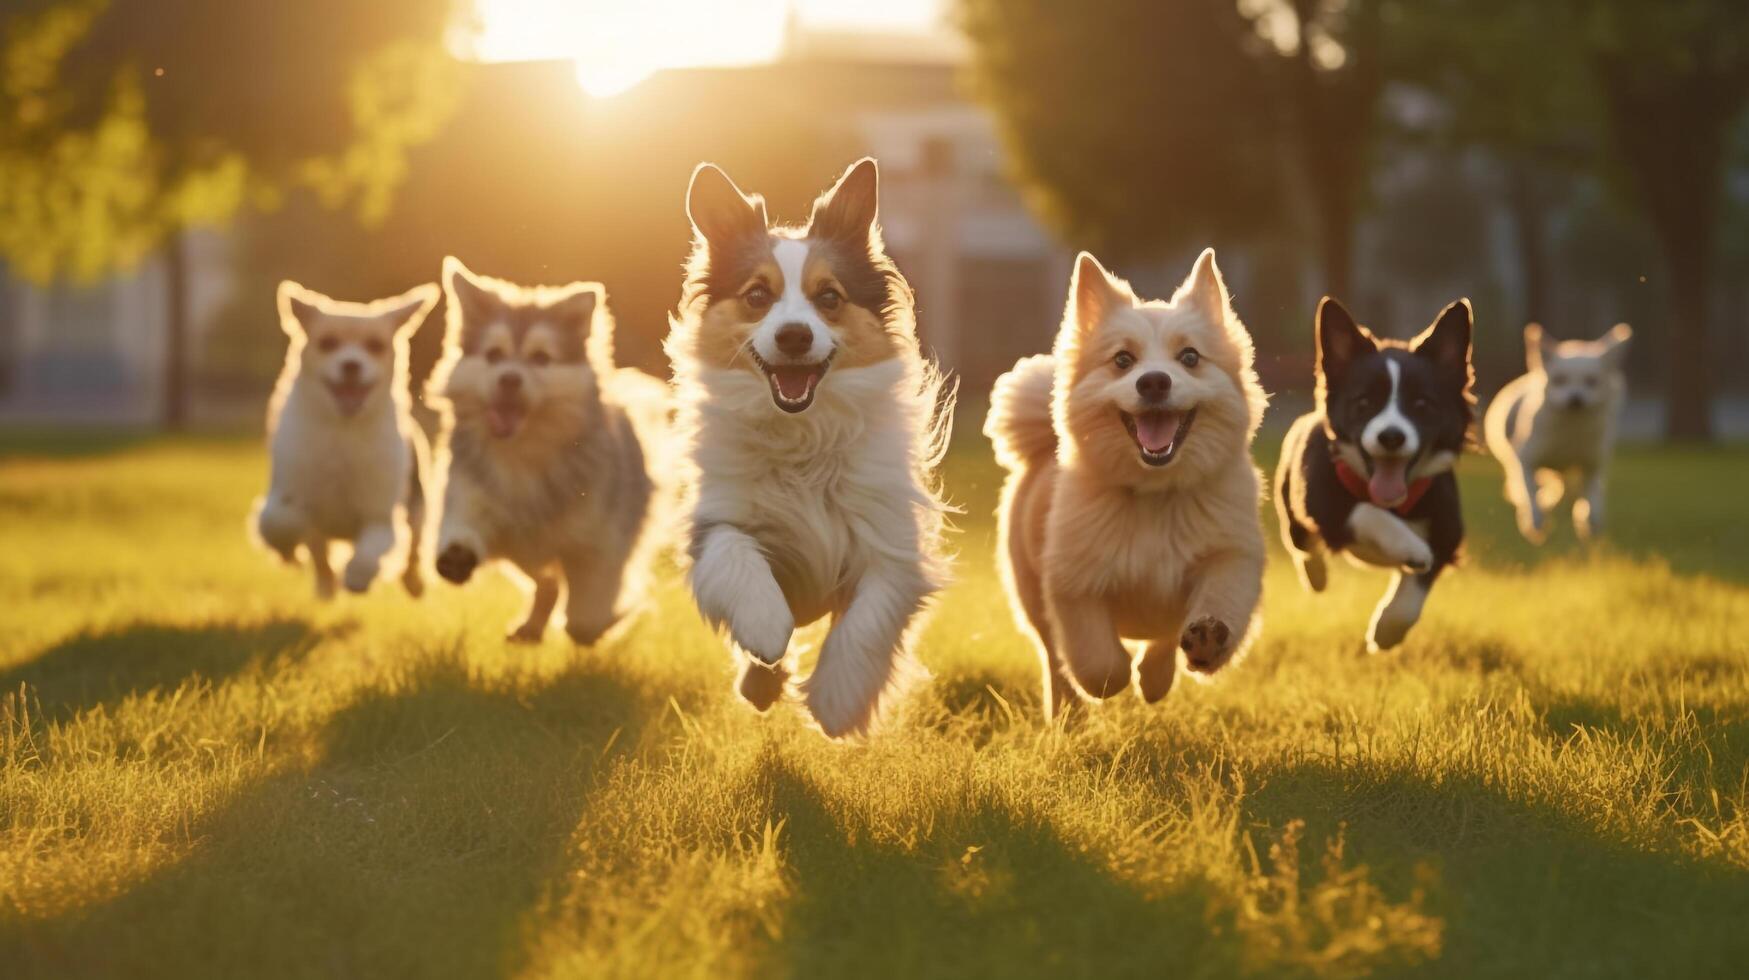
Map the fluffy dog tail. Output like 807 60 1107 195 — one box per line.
984 354 1057 471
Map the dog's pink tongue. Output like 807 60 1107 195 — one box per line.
487 402 523 439
1134 412 1177 454
773 367 818 401
1369 457 1410 508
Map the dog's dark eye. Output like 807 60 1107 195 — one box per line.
1354 396 1373 412
1113 351 1135 371
1178 347 1200 368
529 350 551 367
364 338 386 357
485 348 504 365
1411 396 1431 411
743 285 773 312
317 335 340 353
814 288 843 313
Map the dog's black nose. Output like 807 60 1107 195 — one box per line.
1377 427 1406 451
341 360 361 381
1136 371 1171 403
1566 395 1585 410
498 372 523 393
775 322 813 358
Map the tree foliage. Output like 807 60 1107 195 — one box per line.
0 0 461 283
957 0 1282 264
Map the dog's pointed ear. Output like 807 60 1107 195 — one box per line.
809 157 879 244
1175 247 1229 315
1069 251 1131 337
686 163 767 245
1314 296 1374 384
1600 322 1633 369
277 280 323 337
1523 322 1547 371
548 282 601 337
1413 299 1473 375
378 283 440 336
443 256 498 327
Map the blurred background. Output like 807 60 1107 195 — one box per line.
1 0 1745 439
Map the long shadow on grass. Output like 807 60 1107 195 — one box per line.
7 654 657 980
1239 755 1749 979
1 618 338 721
757 760 1239 979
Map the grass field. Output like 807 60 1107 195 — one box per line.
2 427 1746 979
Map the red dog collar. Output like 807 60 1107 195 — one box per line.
1333 458 1432 516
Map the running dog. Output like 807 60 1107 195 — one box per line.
253 280 439 598
668 158 954 738
1275 297 1475 652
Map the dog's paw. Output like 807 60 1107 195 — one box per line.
506 622 545 644
1368 617 1414 653
342 558 378 595
1136 644 1177 703
739 660 788 712
436 544 478 584
314 575 337 601
401 567 425 598
1297 553 1328 593
1180 617 1233 674
731 605 794 666
1400 537 1434 574
565 613 620 647
805 683 874 739
1516 508 1547 545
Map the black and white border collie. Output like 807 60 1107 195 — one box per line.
1275 297 1475 651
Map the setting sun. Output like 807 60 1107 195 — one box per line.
469 0 944 96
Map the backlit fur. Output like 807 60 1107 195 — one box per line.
985 250 1268 716
668 158 954 738
427 257 669 644
1274 297 1475 653
252 280 439 599
1485 322 1632 542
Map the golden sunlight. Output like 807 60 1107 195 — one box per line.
469 0 943 97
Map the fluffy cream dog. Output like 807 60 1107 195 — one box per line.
1485 322 1632 542
668 158 953 738
986 250 1267 716
428 257 668 644
253 280 439 598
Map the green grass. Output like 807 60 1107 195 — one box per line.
1 430 1746 979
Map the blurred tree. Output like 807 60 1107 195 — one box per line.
0 0 461 427
1574 0 1749 439
956 0 1282 266
1385 0 1598 328
957 0 1385 297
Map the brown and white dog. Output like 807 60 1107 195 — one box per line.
668 158 954 738
427 257 669 644
253 281 439 599
985 250 1268 716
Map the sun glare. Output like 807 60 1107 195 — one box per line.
469 0 945 97
471 0 789 97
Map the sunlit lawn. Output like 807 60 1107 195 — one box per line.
1 427 1746 978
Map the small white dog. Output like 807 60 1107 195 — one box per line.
427 257 669 644
253 280 440 598
668 158 954 738
1485 322 1632 542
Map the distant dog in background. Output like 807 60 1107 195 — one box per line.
1485 323 1632 542
1276 298 1474 652
253 280 439 599
428 257 667 644
669 158 954 738
986 250 1268 715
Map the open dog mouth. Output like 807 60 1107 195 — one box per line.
326 380 373 417
1363 453 1415 508
749 348 834 414
486 395 527 439
1120 409 1196 467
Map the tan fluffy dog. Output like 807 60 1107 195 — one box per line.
985 250 1268 717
